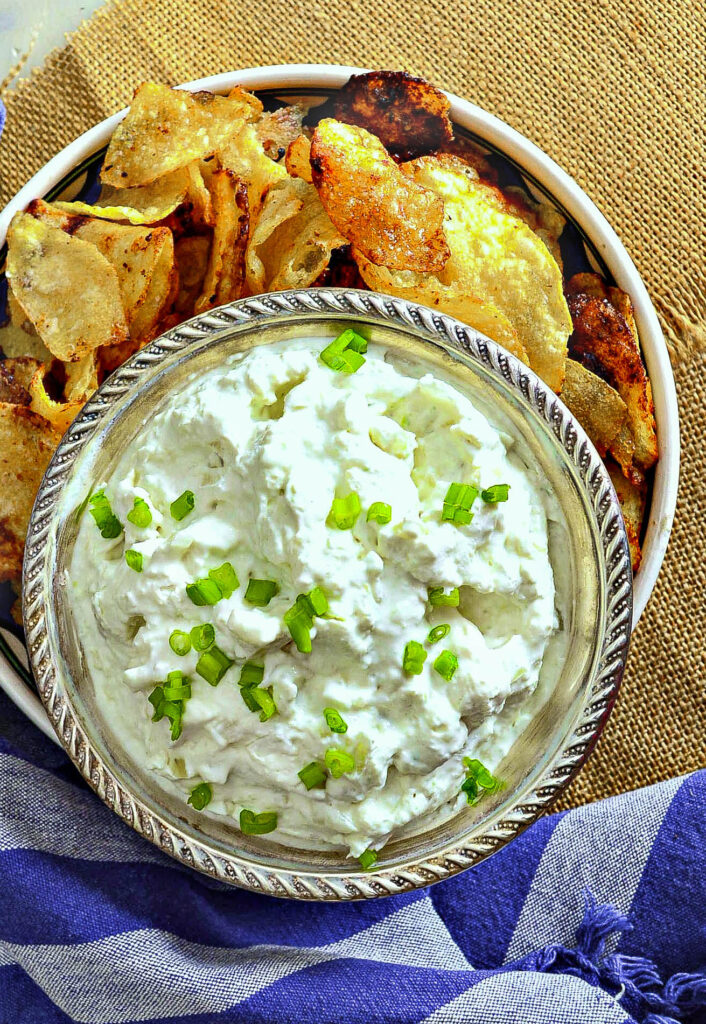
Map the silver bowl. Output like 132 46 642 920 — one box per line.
23 289 632 899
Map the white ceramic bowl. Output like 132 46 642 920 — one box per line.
0 64 679 742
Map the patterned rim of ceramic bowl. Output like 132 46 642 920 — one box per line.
22 289 633 899
1 63 674 742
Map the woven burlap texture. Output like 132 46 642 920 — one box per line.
1 0 704 809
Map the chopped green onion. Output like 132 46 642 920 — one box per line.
186 578 222 606
208 562 239 599
252 686 277 722
366 501 391 525
127 496 152 528
323 707 348 734
88 490 123 539
298 760 327 790
163 676 192 701
239 684 261 713
461 757 504 805
240 809 278 835
428 586 460 607
148 686 183 740
433 649 458 681
244 578 280 606
327 492 362 530
441 482 478 525
148 686 164 718
481 484 510 503
319 329 368 374
324 747 356 778
358 849 378 870
170 489 195 521
169 630 192 656
187 782 212 810
427 623 451 645
239 662 264 687
284 588 330 652
190 623 215 651
125 549 143 573
307 587 329 616
402 640 427 675
195 644 234 686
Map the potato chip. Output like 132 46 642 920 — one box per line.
65 352 99 402
567 291 657 471
0 322 52 362
355 253 528 362
0 402 60 582
218 123 287 224
285 135 313 183
174 235 211 314
102 83 258 188
28 364 86 433
402 156 571 391
560 359 627 456
185 161 215 227
194 170 249 313
73 219 177 342
6 213 128 362
310 119 450 273
0 359 34 404
333 71 453 159
607 460 646 574
245 177 306 293
54 166 191 225
256 104 305 161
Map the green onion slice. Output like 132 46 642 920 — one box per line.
366 501 391 525
186 578 222 606
125 549 143 573
327 492 362 530
481 484 510 503
461 757 504 805
252 687 277 722
441 482 478 525
239 662 264 688
298 761 327 790
195 644 234 686
427 623 451 645
188 782 212 810
190 623 215 651
433 649 458 681
170 489 195 521
358 849 378 870
284 588 330 652
402 640 427 676
244 578 280 606
240 809 278 835
169 630 192 656
208 562 239 599
323 707 348 734
428 586 460 607
88 490 123 539
319 329 368 374
127 496 152 528
239 685 261 713
163 678 192 701
148 686 183 740
324 747 356 778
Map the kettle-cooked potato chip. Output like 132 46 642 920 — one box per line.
194 170 249 313
0 358 37 404
245 177 307 293
54 166 191 225
65 352 99 402
607 460 646 574
184 162 215 228
256 104 306 161
6 213 129 362
0 402 61 582
218 123 287 225
28 365 86 434
310 119 450 273
332 70 453 159
402 156 571 391
560 359 627 456
285 136 313 183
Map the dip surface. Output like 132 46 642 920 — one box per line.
71 338 558 857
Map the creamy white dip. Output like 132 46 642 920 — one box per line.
70 338 558 857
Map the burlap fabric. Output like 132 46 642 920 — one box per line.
0 0 704 809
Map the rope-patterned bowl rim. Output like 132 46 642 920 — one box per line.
22 289 632 899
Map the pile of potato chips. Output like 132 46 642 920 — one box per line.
0 70 657 588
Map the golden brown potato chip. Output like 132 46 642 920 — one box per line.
0 402 61 582
185 161 215 228
560 359 627 456
174 236 211 314
607 459 646 574
218 123 287 224
310 118 450 273
0 359 36 404
285 135 313 183
256 104 305 161
28 365 85 433
355 253 528 363
6 213 128 362
567 291 657 471
65 352 99 402
402 156 571 391
245 177 306 293
54 166 191 225
102 83 258 188
333 71 453 159
194 170 249 313
0 322 52 362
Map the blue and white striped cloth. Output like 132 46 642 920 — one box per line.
0 690 704 1024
